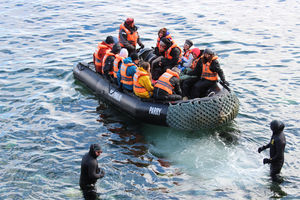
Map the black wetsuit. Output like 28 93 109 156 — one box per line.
80 145 104 199
258 120 286 181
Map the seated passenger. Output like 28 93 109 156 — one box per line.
117 53 139 91
179 47 202 71
178 40 194 71
133 62 154 99
185 48 229 99
151 37 182 80
153 67 182 101
102 44 121 82
113 48 128 84
93 36 115 73
154 28 172 56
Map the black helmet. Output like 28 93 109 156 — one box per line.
203 48 214 55
270 120 285 133
111 44 121 54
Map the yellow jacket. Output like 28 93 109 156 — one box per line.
134 67 154 98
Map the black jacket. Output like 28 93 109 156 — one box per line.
160 47 181 69
187 57 226 82
79 145 104 189
153 76 182 99
103 55 115 82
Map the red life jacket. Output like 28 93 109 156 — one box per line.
155 69 180 94
101 52 116 75
93 41 112 73
119 23 138 47
201 56 219 81
113 55 123 79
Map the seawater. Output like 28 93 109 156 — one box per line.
1 0 300 199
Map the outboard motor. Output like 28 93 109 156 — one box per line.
138 48 157 65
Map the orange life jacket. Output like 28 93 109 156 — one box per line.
191 57 201 70
93 42 111 73
155 69 180 94
164 43 182 62
119 23 138 47
156 34 172 49
183 49 192 60
101 52 116 75
201 56 219 81
133 70 149 94
113 55 123 79
120 62 136 86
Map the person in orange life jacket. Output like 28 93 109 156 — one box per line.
119 18 144 55
154 28 172 56
102 44 121 83
133 62 154 98
80 144 105 200
112 48 128 84
178 39 194 71
185 48 229 99
258 120 286 182
153 67 182 101
117 53 139 91
93 36 115 73
151 37 182 80
179 47 202 71
180 48 203 99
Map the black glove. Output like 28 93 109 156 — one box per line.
223 80 230 86
258 146 265 153
140 43 144 49
263 158 271 164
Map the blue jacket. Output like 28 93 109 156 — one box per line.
117 57 137 91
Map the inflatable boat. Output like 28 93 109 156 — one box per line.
73 49 239 130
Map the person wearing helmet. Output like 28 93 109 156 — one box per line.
102 43 122 82
80 144 105 199
119 18 144 55
258 120 286 182
183 48 229 99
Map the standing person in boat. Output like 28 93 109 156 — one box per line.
183 48 229 100
133 61 154 98
119 18 144 56
154 28 172 56
258 120 286 183
80 144 105 200
153 67 182 101
112 48 128 84
151 37 182 80
102 44 121 83
117 53 139 91
93 36 115 74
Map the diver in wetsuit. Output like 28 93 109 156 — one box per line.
80 144 105 200
258 120 286 182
